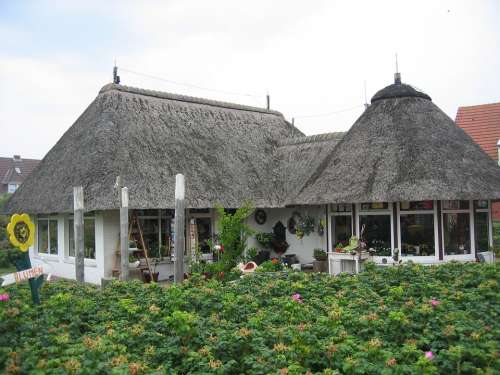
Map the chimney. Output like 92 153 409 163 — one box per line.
266 94 270 110
394 72 401 85
13 155 21 161
113 66 120 84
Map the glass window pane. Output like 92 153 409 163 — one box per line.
443 213 470 255
474 200 489 209
49 220 58 255
139 218 160 257
161 217 172 257
332 215 352 247
442 200 469 210
400 201 434 211
330 204 352 213
360 215 391 255
69 219 75 257
196 218 212 254
400 214 435 256
475 212 489 252
38 220 48 254
84 219 95 259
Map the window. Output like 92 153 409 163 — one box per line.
399 201 435 257
14 167 21 174
37 216 58 255
359 203 392 256
474 201 490 252
442 201 471 255
134 210 173 259
7 183 18 193
69 216 96 259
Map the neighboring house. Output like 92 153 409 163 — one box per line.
5 74 500 284
0 155 40 194
455 102 500 219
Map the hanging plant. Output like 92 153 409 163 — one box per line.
318 219 326 236
297 215 315 237
295 227 304 240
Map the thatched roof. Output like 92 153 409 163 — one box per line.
275 132 344 199
5 83 303 213
288 77 500 205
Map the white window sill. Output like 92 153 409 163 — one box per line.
63 257 97 267
34 254 60 262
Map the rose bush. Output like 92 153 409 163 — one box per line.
0 262 498 374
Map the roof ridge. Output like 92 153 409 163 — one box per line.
278 132 345 146
457 102 500 110
99 83 284 116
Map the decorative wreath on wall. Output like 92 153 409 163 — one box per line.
254 209 267 225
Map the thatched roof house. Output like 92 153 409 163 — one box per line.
5 84 305 213
6 74 499 284
288 76 500 205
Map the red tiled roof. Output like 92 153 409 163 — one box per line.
455 102 500 160
0 156 40 187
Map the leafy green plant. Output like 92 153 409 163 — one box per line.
213 201 254 273
313 248 327 261
0 262 498 374
255 259 283 272
255 232 274 248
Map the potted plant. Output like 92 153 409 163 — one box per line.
313 248 328 272
335 243 344 253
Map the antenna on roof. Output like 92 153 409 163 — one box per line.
266 92 270 110
364 80 369 109
292 117 295 125
394 53 401 85
113 61 120 85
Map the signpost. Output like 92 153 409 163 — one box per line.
6 213 44 304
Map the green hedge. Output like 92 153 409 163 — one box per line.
1 262 498 374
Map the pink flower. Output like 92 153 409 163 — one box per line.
424 351 434 360
292 293 303 303
430 299 440 307
0 293 9 302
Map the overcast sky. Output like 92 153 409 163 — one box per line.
1 0 499 159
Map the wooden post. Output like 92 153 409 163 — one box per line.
120 187 129 281
174 174 185 283
73 186 85 283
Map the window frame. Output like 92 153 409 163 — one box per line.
135 209 174 259
356 202 394 259
36 215 59 256
328 204 354 251
441 200 475 260
7 183 18 193
397 201 439 262
67 214 96 260
473 200 492 253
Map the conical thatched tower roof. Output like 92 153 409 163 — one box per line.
5 83 303 213
288 76 500 205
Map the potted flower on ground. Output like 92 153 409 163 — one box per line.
313 248 328 272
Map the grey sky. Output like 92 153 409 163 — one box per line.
1 0 499 159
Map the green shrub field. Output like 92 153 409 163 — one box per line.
1 262 499 374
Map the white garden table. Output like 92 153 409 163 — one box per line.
328 252 370 276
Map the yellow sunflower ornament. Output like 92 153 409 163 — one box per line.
7 213 35 252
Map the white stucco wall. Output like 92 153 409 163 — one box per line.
246 206 328 263
30 212 105 285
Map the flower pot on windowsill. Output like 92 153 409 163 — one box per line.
313 260 328 273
